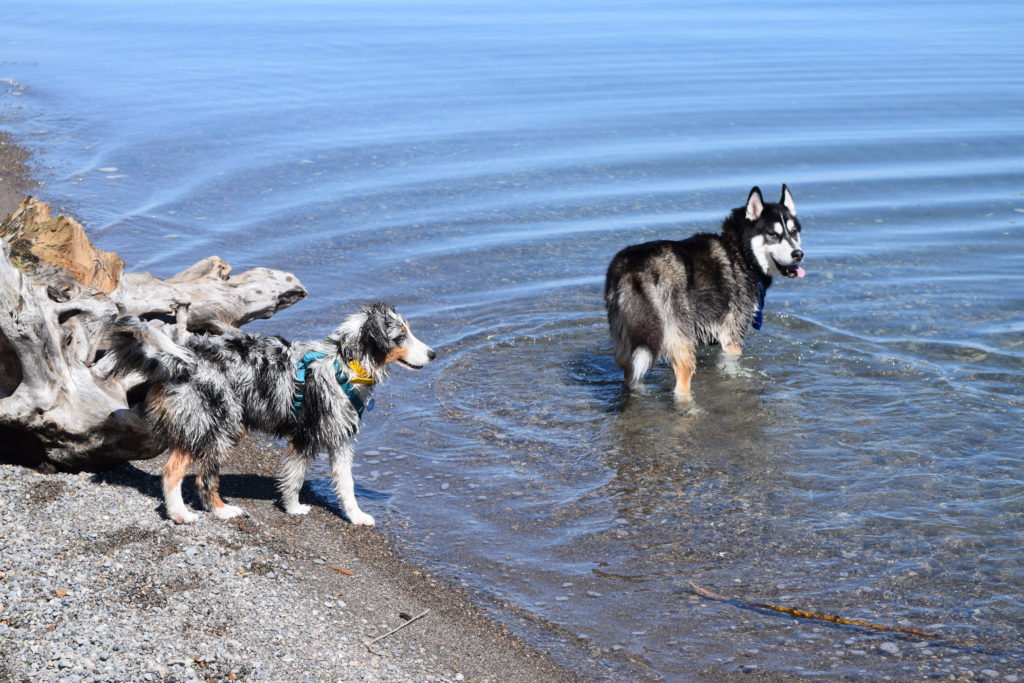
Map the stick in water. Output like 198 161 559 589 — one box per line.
688 582 976 645
366 609 430 647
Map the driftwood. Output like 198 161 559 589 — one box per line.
365 609 430 649
0 196 307 471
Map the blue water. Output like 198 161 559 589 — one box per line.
4 1 1024 678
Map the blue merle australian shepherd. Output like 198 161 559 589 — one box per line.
106 302 435 526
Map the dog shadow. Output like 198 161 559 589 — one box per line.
90 462 386 523
305 477 389 518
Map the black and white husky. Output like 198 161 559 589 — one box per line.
604 185 805 399
106 302 435 526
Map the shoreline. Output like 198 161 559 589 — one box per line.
0 130 589 682
0 131 36 216
0 439 585 682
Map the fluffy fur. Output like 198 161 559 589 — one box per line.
604 185 805 399
106 302 435 525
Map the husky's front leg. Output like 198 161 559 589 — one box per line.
329 443 375 526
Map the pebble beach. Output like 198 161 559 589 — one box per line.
0 438 580 683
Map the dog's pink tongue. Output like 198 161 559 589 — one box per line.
796 266 806 278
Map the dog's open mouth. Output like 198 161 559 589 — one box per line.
773 258 806 279
398 359 424 370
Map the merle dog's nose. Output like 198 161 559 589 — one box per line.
791 249 804 262
427 348 437 360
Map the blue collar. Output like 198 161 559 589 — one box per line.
752 279 767 330
292 351 372 423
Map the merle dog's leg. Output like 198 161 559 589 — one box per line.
279 446 313 515
329 443 374 526
196 455 245 520
162 449 198 524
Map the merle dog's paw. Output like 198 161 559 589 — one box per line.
213 504 246 520
348 510 375 526
170 509 198 525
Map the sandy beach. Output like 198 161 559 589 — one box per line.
0 133 588 682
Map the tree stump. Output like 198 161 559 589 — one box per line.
0 196 307 471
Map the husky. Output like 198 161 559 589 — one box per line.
106 302 435 526
604 185 805 399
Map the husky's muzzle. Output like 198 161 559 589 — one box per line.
773 249 806 279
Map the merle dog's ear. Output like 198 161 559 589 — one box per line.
745 186 764 221
781 184 796 216
360 310 390 360
358 304 398 367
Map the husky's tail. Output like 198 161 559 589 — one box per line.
103 316 195 381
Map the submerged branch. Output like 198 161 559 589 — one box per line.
688 582 1020 657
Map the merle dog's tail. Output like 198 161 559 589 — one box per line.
103 316 195 381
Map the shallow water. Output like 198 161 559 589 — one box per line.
4 0 1024 677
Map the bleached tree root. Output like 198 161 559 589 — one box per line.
0 196 306 470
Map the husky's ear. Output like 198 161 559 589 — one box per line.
780 184 796 216
745 187 764 221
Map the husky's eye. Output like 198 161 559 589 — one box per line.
392 333 407 346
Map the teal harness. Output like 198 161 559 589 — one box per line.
292 351 371 423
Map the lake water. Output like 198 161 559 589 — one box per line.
3 1 1023 678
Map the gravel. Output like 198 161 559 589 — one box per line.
0 450 576 682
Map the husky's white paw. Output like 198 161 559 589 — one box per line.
285 503 312 515
717 355 754 378
678 401 705 417
170 508 198 525
213 504 245 520
627 382 653 396
348 510 375 527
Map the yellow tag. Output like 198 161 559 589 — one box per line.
347 359 375 385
